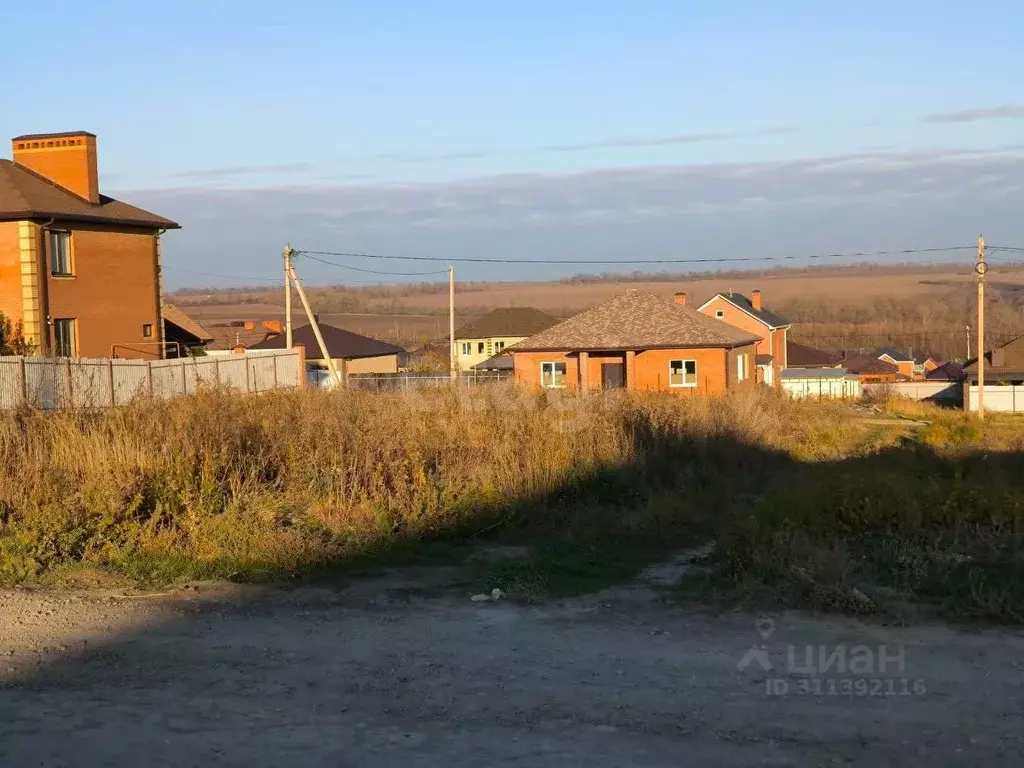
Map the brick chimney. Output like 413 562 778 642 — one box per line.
12 131 99 203
673 292 688 306
751 289 763 312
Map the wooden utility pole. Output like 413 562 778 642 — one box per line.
283 244 294 349
288 261 342 385
976 235 988 419
449 264 456 380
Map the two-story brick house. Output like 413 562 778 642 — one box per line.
453 307 557 371
697 290 791 385
0 131 178 358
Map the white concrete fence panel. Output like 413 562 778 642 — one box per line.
0 349 302 410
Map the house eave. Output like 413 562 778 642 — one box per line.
0 210 180 230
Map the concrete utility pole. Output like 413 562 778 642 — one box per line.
449 264 457 380
976 235 988 419
288 259 342 386
283 244 294 349
965 325 971 360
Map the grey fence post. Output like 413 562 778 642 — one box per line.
108 359 116 407
181 360 187 396
214 357 221 387
19 358 27 406
245 359 252 393
66 358 73 408
272 354 279 389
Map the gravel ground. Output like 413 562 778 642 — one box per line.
1 567 1023 767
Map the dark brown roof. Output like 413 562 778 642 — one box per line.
963 334 1024 374
509 291 761 352
841 353 899 375
454 307 558 340
926 362 966 381
162 303 213 343
787 340 842 368
0 159 179 229
251 323 405 361
472 353 514 371
872 346 914 363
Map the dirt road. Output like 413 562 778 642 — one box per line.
1 568 1023 767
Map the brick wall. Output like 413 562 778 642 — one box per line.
513 350 580 391
699 295 789 379
0 222 22 325
12 134 99 203
513 343 758 394
771 326 788 374
44 222 161 359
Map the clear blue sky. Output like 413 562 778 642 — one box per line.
2 1 1022 286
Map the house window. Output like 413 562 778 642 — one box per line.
460 342 471 355
477 342 485 354
669 359 697 387
53 318 76 357
49 231 72 276
738 354 747 381
541 361 567 388
715 309 725 319
143 323 154 338
495 341 505 352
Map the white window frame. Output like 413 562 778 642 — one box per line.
541 361 567 388
49 231 73 276
669 359 697 388
495 340 505 352
460 342 471 355
738 354 747 382
715 309 725 319
477 341 485 354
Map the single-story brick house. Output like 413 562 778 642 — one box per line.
508 290 760 394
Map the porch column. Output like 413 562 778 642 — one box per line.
578 351 589 393
625 350 636 391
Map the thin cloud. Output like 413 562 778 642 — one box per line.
925 105 1024 123
171 163 313 180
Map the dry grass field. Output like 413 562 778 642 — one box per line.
2 386 1024 621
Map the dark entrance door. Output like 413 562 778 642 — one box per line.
601 362 625 389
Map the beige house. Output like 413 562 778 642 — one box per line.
453 307 557 371
251 322 403 374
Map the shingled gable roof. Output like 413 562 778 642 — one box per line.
0 159 179 229
787 340 842 368
841 353 899 375
698 292 790 329
162 303 213 343
251 323 405 360
454 307 558 339
509 291 761 352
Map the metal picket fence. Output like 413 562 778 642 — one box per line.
0 349 303 410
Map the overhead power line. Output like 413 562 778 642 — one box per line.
292 245 976 266
302 253 448 277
